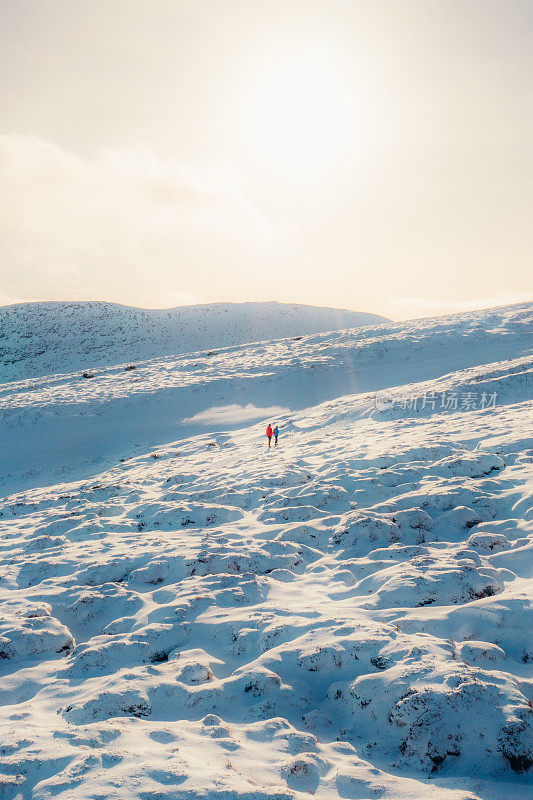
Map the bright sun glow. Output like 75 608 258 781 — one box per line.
247 53 355 173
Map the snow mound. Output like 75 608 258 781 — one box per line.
343 638 533 776
0 600 74 665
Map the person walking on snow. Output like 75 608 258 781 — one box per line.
266 424 273 447
273 425 279 445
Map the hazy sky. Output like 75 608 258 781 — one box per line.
1 0 532 319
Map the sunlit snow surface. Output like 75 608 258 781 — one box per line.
0 302 532 799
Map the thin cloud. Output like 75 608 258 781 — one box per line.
0 292 28 306
0 135 272 306
388 294 533 320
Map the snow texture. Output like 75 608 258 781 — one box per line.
0 300 531 799
0 300 388 383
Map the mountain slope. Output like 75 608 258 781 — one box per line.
0 301 531 800
0 301 530 495
0 300 389 382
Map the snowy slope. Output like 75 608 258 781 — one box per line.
0 301 531 800
0 301 530 494
0 300 389 382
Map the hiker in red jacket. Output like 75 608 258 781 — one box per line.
266 424 273 447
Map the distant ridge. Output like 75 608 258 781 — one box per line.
0 300 390 382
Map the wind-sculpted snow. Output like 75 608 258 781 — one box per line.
0 303 532 798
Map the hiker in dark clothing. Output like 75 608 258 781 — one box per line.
273 425 279 445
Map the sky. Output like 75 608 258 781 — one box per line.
1 0 532 320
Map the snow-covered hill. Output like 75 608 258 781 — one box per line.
0 301 531 800
0 300 389 382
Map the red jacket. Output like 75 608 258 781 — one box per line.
266 426 273 437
